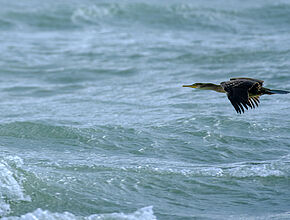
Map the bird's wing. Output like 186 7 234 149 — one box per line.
221 80 258 114
249 96 260 108
230 77 264 86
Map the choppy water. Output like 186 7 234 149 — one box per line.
0 0 290 219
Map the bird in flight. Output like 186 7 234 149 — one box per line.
183 77 289 114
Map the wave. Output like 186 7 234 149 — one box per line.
0 121 82 140
71 3 239 32
0 121 136 139
3 1 290 32
70 2 290 32
0 121 152 153
50 152 290 179
142 159 289 178
0 156 31 217
243 3 290 28
4 207 288 220
0 2 76 31
1 206 156 220
0 153 288 219
191 211 290 220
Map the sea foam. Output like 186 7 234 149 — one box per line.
2 206 156 220
0 156 31 217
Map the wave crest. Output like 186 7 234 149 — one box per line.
2 206 156 220
71 3 236 32
0 156 31 217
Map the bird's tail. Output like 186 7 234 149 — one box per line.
266 89 290 94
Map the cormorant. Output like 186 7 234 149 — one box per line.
183 77 289 114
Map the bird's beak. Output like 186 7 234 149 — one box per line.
182 84 197 88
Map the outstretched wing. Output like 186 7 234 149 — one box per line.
230 77 264 86
221 79 259 114
249 96 260 108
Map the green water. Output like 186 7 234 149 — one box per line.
0 0 290 219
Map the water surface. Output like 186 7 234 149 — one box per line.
0 0 290 219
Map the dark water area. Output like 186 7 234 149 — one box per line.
0 0 290 219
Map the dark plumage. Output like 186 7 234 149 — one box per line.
183 77 289 114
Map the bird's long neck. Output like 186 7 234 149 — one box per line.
200 83 225 93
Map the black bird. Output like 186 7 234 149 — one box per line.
183 77 289 114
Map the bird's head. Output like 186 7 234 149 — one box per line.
183 83 213 89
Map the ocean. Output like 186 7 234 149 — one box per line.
0 0 290 219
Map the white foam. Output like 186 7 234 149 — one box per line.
2 206 156 220
138 158 288 178
0 156 31 217
71 5 118 25
228 163 285 178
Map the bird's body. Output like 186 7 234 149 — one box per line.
183 77 289 114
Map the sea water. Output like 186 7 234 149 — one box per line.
0 0 290 219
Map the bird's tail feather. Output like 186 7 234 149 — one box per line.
268 89 290 94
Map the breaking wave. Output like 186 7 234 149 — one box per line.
3 1 290 31
0 156 31 217
2 206 156 220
